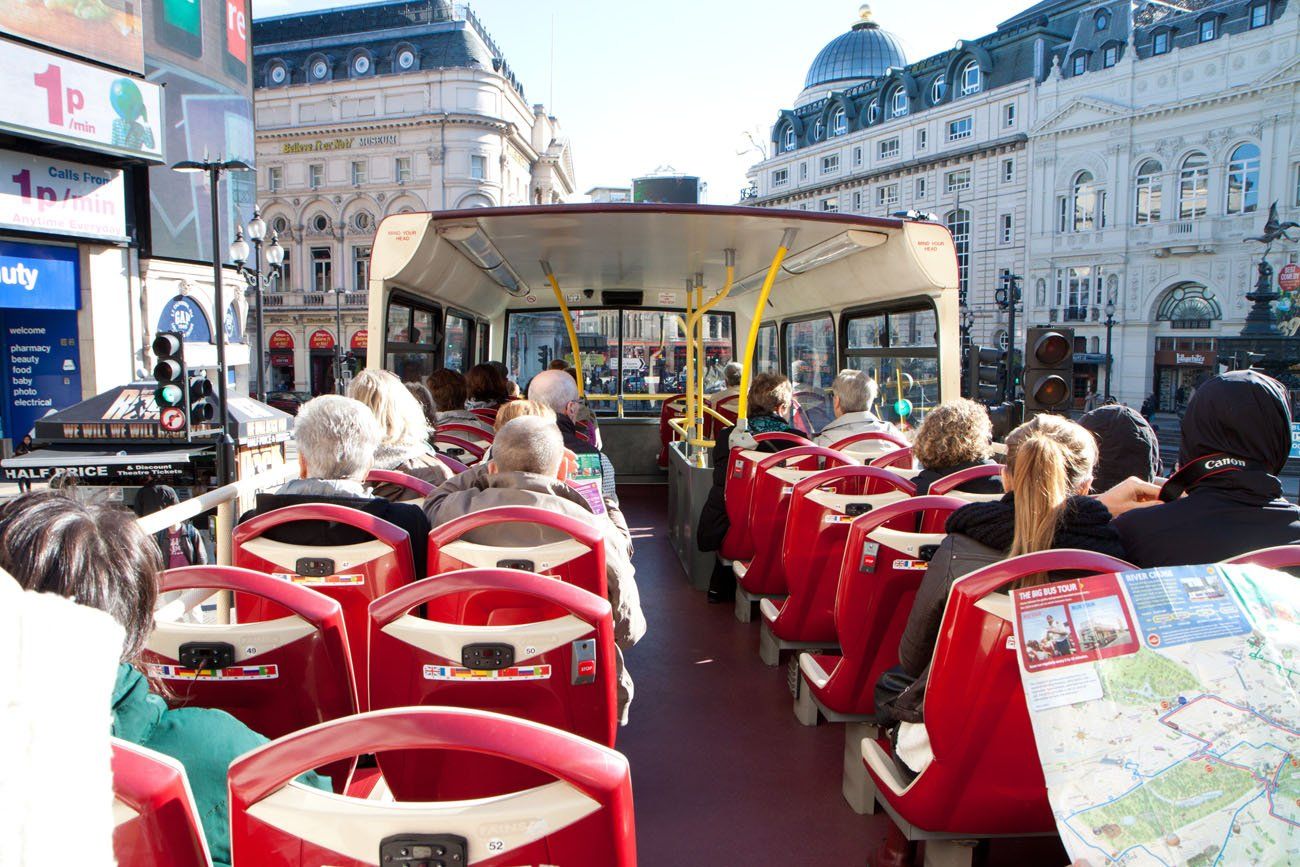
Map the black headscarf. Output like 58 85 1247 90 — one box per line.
1079 404 1162 492
1179 371 1292 474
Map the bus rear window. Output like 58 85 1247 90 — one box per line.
384 296 440 383
842 303 939 430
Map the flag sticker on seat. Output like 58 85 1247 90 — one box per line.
423 664 552 682
146 663 279 681
271 571 365 586
892 559 930 571
825 513 855 524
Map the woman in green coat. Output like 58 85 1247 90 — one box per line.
0 493 328 867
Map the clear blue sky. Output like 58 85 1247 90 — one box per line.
252 0 1032 202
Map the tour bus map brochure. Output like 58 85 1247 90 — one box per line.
1011 564 1300 866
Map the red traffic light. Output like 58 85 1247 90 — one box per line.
1032 374 1070 407
153 332 183 357
159 407 187 432
1032 331 1071 366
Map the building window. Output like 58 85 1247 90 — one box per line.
311 247 332 293
830 106 847 136
1096 10 1110 30
1152 30 1171 55
1098 190 1108 229
853 146 863 167
1057 196 1070 233
1250 3 1269 28
1199 17 1216 42
1000 213 1013 245
1135 159 1163 223
820 154 839 175
878 137 900 160
1072 52 1088 76
1226 143 1261 215
891 87 908 118
352 211 373 233
916 128 928 151
931 74 947 104
1179 151 1210 220
1002 158 1014 183
1157 283 1221 329
947 117 973 141
916 176 928 199
395 157 412 184
783 125 797 152
813 119 825 141
311 213 329 233
821 197 839 213
771 168 789 188
268 166 282 192
1055 266 1100 319
1072 171 1097 232
946 209 971 299
353 246 371 291
877 184 899 207
959 60 981 96
308 163 323 189
852 190 863 211
470 154 487 180
945 168 972 193
799 162 808 181
350 160 366 186
868 99 880 124
1103 45 1119 67
1003 103 1017 128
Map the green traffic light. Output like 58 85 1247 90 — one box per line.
156 384 184 406
894 398 913 418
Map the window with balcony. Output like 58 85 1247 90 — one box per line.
771 168 789 187
353 246 371 291
308 163 323 189
877 184 899 207
820 154 839 175
268 166 282 192
395 156 412 184
311 247 332 293
1055 266 1101 320
821 197 839 213
1178 151 1209 220
878 137 899 160
1226 142 1261 215
947 117 973 142
1134 159 1163 223
945 168 972 193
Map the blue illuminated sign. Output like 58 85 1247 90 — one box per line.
158 295 212 343
0 241 79 311
2 308 81 439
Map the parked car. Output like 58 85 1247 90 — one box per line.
264 390 312 415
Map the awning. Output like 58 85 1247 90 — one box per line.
1 445 210 485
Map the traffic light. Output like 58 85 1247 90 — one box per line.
188 374 217 428
1023 327 1075 417
536 346 551 368
152 331 189 435
965 345 1007 403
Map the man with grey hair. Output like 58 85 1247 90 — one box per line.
424 416 645 723
814 369 902 448
239 395 431 575
706 361 744 407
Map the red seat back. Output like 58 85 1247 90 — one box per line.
436 453 470 475
369 568 618 801
228 708 636 867
234 504 415 710
657 394 688 468
427 505 607 598
719 431 813 562
870 445 916 469
144 566 359 791
470 407 498 424
111 740 210 867
769 467 917 642
364 469 435 501
828 431 909 459
433 433 486 466
438 422 494 446
903 550 1134 833
705 393 739 440
1225 545 1300 573
928 464 1005 501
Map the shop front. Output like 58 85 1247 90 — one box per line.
308 328 336 395
269 329 295 390
1154 338 1218 412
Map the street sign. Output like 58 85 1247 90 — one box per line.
1279 263 1300 294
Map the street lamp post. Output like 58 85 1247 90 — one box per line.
995 273 1022 403
230 208 285 403
171 157 252 487
332 287 345 393
1103 294 1117 401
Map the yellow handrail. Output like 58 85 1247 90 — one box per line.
540 260 584 398
682 278 696 459
737 229 798 425
684 252 736 443
667 416 715 448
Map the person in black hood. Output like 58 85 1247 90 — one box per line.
1113 370 1300 567
1079 404 1162 493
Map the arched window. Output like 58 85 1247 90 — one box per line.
782 125 796 152
1226 143 1261 215
945 209 971 299
959 60 981 96
890 87 908 118
867 99 880 124
1157 284 1220 329
813 118 825 141
1072 171 1097 232
1134 159 1163 224
931 74 947 104
830 106 847 136
1178 152 1210 220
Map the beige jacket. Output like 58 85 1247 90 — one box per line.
371 442 452 501
423 470 646 722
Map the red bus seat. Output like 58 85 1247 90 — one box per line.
733 446 858 622
759 466 917 664
369 569 618 801
704 393 739 440
1225 545 1300 574
111 739 211 867
427 505 607 598
657 393 688 468
234 504 416 710
433 433 486 466
718 430 813 562
144 566 359 792
828 431 910 460
470 407 498 424
858 550 1134 858
795 496 964 726
364 469 435 502
437 422 494 448
436 453 470 475
869 446 921 481
927 464 1005 503
228 707 636 867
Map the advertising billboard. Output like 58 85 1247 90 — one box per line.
0 0 145 74
0 150 127 243
0 241 81 311
632 176 701 205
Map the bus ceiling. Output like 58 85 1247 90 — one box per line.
369 204 959 321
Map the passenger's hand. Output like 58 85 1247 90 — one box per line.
1093 476 1162 516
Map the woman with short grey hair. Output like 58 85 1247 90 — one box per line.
348 369 451 497
814 369 902 448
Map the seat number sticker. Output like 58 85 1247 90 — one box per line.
271 571 365 586
892 559 929 571
147 663 279 681
423 664 552 681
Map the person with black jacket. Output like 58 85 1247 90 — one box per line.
696 372 806 602
1078 404 1162 493
1113 370 1300 567
150 486 208 568
910 398 1004 495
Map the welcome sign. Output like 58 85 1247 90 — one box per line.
0 241 79 311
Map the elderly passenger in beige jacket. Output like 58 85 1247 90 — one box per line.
423 415 646 723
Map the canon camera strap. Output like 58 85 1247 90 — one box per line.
1159 452 1269 502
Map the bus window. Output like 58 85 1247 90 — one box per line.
384 295 441 383
700 313 734 394
444 313 471 371
755 323 779 375
506 309 610 394
783 314 836 430
843 304 939 430
477 321 490 364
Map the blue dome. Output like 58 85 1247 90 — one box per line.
804 10 907 90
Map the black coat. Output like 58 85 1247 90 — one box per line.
695 416 802 553
1113 371 1300 568
912 458 1005 496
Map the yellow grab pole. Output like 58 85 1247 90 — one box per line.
682 278 696 449
737 229 798 425
685 252 737 445
540 260 584 398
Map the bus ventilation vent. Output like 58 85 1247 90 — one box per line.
602 290 643 306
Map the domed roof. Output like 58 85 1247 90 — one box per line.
803 5 907 91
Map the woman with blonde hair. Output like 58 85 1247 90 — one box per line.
910 398 1003 495
879 413 1129 772
348 368 451 498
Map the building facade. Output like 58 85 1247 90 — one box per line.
251 0 575 394
1026 0 1298 408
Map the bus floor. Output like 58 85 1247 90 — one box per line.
615 485 1071 867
